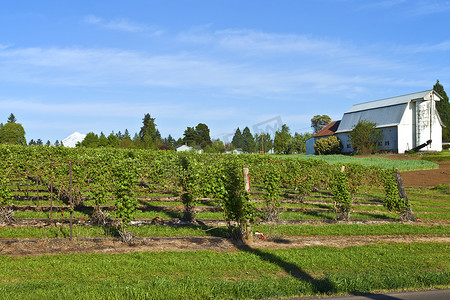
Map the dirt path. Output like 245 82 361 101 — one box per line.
401 161 450 187
1 235 448 257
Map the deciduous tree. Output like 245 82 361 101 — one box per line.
349 120 382 154
288 132 313 153
311 115 332 134
0 114 26 145
255 132 273 153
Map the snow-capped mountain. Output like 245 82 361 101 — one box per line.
62 132 86 148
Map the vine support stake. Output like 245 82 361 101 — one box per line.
36 176 40 207
243 165 253 244
395 168 415 222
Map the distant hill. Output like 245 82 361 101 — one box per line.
62 132 86 148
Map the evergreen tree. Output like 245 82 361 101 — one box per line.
139 113 158 149
98 132 108 147
175 137 184 147
107 132 119 147
80 132 99 148
164 134 176 148
231 127 244 149
54 140 60 147
242 126 256 153
433 80 450 141
183 127 197 146
194 123 212 149
36 139 43 146
46 140 51 146
7 113 16 123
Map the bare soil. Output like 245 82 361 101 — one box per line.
1 235 449 257
401 161 450 187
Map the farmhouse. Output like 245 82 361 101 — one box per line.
306 90 444 154
175 144 203 153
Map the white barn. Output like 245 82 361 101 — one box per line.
307 90 444 154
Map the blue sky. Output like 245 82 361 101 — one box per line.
1 0 450 143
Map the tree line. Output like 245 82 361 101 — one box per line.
2 81 449 152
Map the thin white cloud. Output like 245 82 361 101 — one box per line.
354 0 450 17
83 14 163 35
214 29 351 57
0 98 242 121
0 26 446 101
179 28 352 58
396 41 450 54
404 0 450 17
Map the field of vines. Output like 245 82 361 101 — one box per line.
1 145 449 299
0 144 431 239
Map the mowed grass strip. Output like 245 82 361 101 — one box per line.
0 243 448 299
282 154 439 171
1 223 448 239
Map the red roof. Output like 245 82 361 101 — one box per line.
313 121 341 137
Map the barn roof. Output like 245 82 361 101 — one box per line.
313 121 340 137
336 90 442 133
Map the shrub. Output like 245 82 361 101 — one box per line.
314 136 342 155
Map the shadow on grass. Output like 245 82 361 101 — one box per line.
284 210 334 220
136 202 183 219
232 241 336 295
353 211 396 220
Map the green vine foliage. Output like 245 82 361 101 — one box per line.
262 162 281 221
330 168 352 221
383 169 406 214
0 144 421 228
178 155 202 222
222 157 255 229
0 168 12 207
112 159 138 227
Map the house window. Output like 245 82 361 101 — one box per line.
385 141 390 146
378 142 382 146
347 144 351 149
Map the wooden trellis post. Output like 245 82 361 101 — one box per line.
243 166 253 244
395 168 416 222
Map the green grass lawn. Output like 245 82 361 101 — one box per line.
278 154 439 171
0 243 448 299
1 223 448 239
